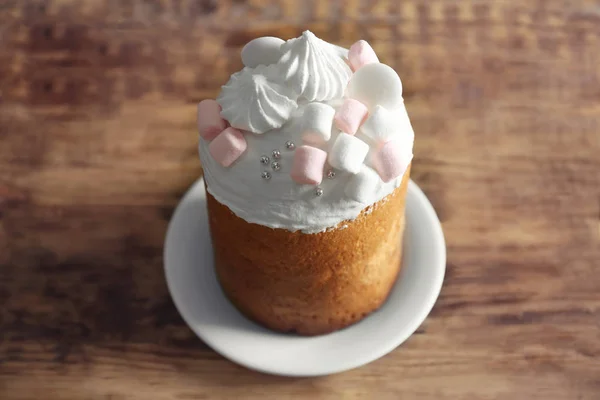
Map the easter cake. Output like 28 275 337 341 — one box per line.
197 31 414 335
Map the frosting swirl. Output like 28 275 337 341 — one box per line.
217 66 298 134
279 31 352 102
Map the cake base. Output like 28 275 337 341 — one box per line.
205 166 410 336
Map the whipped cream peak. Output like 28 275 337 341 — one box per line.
279 31 352 102
217 65 298 134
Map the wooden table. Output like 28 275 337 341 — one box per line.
1 0 599 398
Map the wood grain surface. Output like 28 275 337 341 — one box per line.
1 0 599 399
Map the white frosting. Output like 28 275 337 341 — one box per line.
200 31 414 234
217 66 298 134
279 31 352 102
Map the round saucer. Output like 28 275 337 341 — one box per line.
164 178 445 377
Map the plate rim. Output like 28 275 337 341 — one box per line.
164 178 446 377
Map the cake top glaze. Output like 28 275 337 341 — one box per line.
197 31 414 233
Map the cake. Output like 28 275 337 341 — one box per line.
197 31 415 336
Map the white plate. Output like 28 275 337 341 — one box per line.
164 178 446 377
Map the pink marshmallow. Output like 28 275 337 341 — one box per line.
209 127 247 167
290 145 328 185
348 40 379 72
372 137 412 182
198 99 227 141
334 99 368 135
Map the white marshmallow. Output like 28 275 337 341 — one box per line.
346 63 403 110
345 165 380 203
300 103 336 144
360 105 398 143
328 133 369 174
241 37 285 68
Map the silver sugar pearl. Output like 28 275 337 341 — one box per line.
261 171 271 180
327 170 336 179
285 141 296 150
260 155 270 165
315 187 324 196
272 149 281 159
271 161 281 171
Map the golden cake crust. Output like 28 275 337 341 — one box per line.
205 166 410 336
